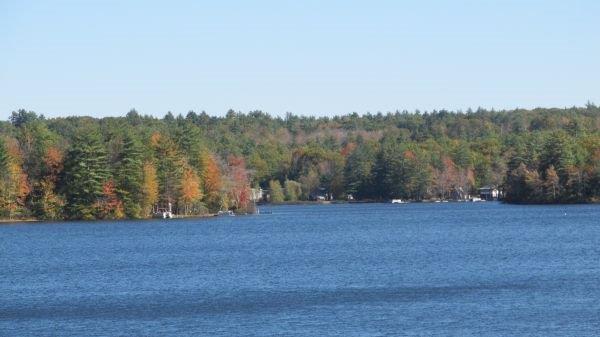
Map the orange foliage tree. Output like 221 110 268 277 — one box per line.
33 146 65 219
226 155 251 212
0 138 30 218
96 179 124 219
201 152 222 211
180 166 202 215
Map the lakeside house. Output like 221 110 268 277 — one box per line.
479 186 500 200
251 188 265 202
310 187 331 201
153 202 173 219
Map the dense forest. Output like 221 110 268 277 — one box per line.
1 104 599 220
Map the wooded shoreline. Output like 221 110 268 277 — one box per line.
1 105 599 221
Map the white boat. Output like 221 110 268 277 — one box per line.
391 199 405 204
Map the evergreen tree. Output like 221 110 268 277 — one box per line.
153 134 184 210
114 133 144 218
540 131 575 182
344 141 377 199
62 129 109 219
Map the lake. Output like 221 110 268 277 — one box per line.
1 203 599 336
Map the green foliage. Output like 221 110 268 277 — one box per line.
344 140 377 199
268 180 284 203
114 133 144 218
284 179 302 201
2 104 600 219
10 109 43 128
62 128 109 219
153 135 185 206
0 138 7 173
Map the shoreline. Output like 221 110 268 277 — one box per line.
3 200 598 224
0 213 218 225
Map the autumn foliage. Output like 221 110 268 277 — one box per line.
2 106 600 220
97 180 124 219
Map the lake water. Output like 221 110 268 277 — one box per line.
1 203 600 336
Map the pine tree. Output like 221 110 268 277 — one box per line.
114 133 144 218
62 129 109 219
344 141 376 199
154 135 184 210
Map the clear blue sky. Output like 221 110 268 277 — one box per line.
1 0 599 119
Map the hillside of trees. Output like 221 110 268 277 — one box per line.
1 105 600 220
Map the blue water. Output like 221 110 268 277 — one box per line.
1 203 599 336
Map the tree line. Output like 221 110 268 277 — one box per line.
1 104 599 220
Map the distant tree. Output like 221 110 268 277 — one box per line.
97 179 124 219
32 179 64 220
180 166 202 215
226 155 251 212
153 134 184 209
62 129 109 219
163 111 175 123
10 109 42 128
0 138 12 216
125 109 142 126
284 179 302 201
505 163 543 203
268 180 284 203
540 131 575 182
344 141 377 199
114 133 144 218
30 146 64 219
0 138 31 218
0 138 8 175
200 152 223 212
141 161 159 216
544 165 560 201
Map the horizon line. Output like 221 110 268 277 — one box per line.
3 101 598 121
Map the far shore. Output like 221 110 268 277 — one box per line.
4 199 598 224
0 213 218 225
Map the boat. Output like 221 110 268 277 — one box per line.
391 199 406 204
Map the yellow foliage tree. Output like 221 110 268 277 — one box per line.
180 166 202 215
200 152 222 212
141 161 159 217
0 138 30 219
